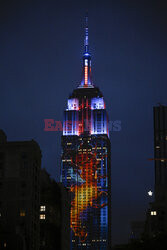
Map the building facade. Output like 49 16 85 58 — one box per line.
145 105 167 237
154 105 167 205
0 130 41 250
130 221 145 241
40 169 70 250
61 18 111 249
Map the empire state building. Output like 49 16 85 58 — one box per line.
61 17 111 249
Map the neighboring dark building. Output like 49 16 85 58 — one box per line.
61 17 111 249
112 245 130 250
40 168 70 250
130 221 145 241
145 105 167 237
0 130 41 250
58 183 71 250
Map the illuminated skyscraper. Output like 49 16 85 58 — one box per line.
61 17 111 249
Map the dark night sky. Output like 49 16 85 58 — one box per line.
1 0 167 245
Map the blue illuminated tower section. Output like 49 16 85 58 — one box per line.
61 16 111 249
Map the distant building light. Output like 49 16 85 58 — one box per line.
40 205 46 212
40 214 45 220
161 159 165 162
156 146 160 149
20 211 26 217
148 190 153 196
151 211 157 216
4 243 7 248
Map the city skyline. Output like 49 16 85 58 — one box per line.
1 0 167 245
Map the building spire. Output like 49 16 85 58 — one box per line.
79 13 93 88
84 14 89 54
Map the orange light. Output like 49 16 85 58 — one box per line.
85 66 88 85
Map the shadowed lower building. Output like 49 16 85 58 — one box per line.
61 17 111 249
145 105 167 237
0 130 41 250
39 168 70 250
130 221 145 241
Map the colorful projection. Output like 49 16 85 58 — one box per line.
62 142 108 244
61 93 110 248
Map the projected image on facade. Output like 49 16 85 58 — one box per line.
61 16 111 249
69 143 108 242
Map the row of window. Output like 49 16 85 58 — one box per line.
151 211 157 216
20 213 46 220
19 205 46 218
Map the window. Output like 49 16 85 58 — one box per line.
0 152 5 161
21 152 27 160
151 211 157 216
20 210 26 217
40 206 46 212
40 214 45 220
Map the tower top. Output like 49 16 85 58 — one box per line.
84 14 89 54
79 14 93 88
